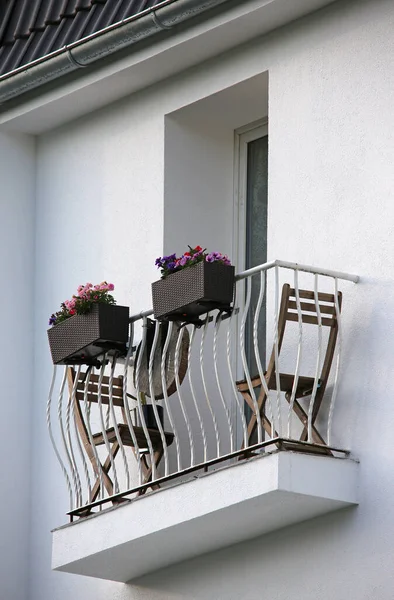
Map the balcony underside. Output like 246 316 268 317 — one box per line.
52 450 358 583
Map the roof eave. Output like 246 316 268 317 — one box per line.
0 0 230 105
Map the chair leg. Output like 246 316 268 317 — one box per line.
89 441 120 503
138 449 164 496
284 393 327 445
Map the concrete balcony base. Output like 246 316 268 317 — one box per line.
52 451 358 582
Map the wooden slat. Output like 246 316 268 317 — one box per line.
289 288 337 303
286 312 334 327
237 373 320 396
76 382 123 397
93 424 174 450
84 373 123 387
287 300 335 315
75 391 125 407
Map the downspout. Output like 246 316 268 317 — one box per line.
0 0 230 105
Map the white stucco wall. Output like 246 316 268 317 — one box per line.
0 132 35 600
20 0 394 598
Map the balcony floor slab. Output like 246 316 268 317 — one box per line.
52 450 359 582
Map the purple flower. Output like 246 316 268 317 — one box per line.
162 253 177 263
167 262 176 270
179 255 191 266
155 257 163 267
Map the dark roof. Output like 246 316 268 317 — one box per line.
0 0 164 76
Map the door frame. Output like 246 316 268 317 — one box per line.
233 117 268 273
231 118 268 444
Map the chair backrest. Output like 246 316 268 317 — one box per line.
266 283 342 412
67 367 125 448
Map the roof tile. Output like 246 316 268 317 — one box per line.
0 0 163 75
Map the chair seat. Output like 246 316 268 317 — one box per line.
93 424 174 450
237 373 321 398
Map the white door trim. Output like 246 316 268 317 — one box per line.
233 118 268 274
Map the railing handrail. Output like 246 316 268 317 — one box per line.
235 259 359 283
129 259 359 322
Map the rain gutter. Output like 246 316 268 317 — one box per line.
0 0 230 104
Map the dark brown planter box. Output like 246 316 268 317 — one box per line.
47 304 129 365
152 261 235 322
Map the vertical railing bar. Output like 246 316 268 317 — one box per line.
82 367 105 501
148 321 170 478
240 276 262 445
160 322 181 474
105 399 110 429
57 368 77 508
308 273 323 442
287 269 303 439
47 366 73 510
122 322 143 486
96 357 119 494
135 317 157 481
188 325 208 463
108 356 130 492
214 312 234 453
327 278 342 445
72 375 92 503
174 326 194 467
253 271 272 439
66 365 82 507
273 265 282 436
226 295 248 449
200 312 221 457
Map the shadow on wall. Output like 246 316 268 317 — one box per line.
128 507 364 600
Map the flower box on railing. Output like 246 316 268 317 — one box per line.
152 261 235 321
47 303 129 365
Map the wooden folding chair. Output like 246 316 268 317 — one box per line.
237 283 342 452
67 367 174 505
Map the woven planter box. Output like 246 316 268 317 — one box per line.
152 261 235 321
47 304 129 365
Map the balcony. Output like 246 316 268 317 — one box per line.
48 259 359 582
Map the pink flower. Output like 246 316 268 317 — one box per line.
108 283 114 291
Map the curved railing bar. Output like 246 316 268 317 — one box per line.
226 293 248 449
200 313 221 457
148 321 170 478
273 266 282 437
252 271 273 439
122 322 143 486
174 325 194 467
135 317 157 480
108 356 130 491
287 269 303 438
47 366 73 510
213 312 234 453
327 278 342 445
96 357 119 495
308 273 323 442
66 365 82 507
72 372 92 503
82 366 105 501
160 321 180 474
188 325 208 463
240 275 262 445
57 367 78 508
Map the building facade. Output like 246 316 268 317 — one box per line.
0 0 393 598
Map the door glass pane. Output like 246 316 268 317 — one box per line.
245 135 268 382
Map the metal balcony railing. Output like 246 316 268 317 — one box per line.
47 260 358 519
